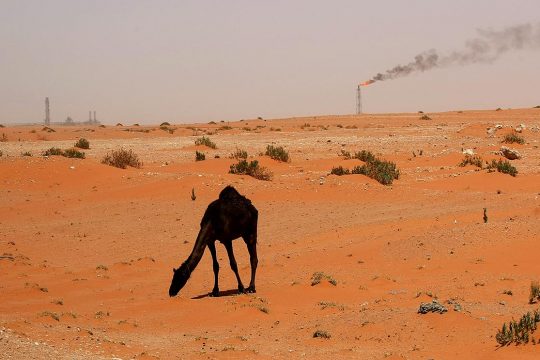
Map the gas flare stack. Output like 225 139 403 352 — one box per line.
356 85 362 115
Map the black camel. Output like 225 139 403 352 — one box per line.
169 186 258 297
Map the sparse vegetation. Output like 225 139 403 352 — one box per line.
74 138 90 149
195 150 206 161
63 148 85 159
420 114 432 120
42 126 55 133
311 272 337 286
160 122 170 126
39 311 60 321
318 301 345 311
21 151 32 157
195 136 217 149
116 123 123 127
96 265 108 271
339 150 351 159
313 330 331 339
265 145 289 162
459 155 483 168
219 125 232 130
42 147 64 156
229 159 272 181
486 159 517 177
530 282 540 304
1 133 7 142
230 148 248 160
331 150 400 185
160 125 175 134
503 133 525 145
496 309 540 346
354 150 376 163
330 166 350 176
351 159 400 185
0 124 4 128
270 127 281 132
534 105 540 109
101 148 142 169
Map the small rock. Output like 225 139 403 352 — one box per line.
418 299 447 314
515 124 526 133
500 146 521 160
462 149 475 155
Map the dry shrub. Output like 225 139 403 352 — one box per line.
101 148 142 169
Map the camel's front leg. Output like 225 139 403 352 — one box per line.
224 241 245 293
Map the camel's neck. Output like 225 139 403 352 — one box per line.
182 221 212 273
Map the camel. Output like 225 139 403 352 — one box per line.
168 186 258 297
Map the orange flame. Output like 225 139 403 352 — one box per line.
359 80 375 87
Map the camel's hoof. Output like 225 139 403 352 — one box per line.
246 286 256 293
210 289 220 297
237 286 245 294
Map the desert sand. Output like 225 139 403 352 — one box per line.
1 109 539 359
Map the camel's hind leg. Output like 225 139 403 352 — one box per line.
207 241 220 297
244 233 258 293
224 241 245 293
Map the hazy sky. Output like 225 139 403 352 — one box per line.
1 1 539 124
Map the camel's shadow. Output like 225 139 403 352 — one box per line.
192 289 242 300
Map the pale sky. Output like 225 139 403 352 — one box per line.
1 0 539 124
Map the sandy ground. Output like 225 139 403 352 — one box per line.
1 109 539 359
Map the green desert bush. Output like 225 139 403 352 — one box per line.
330 166 350 176
74 138 90 149
230 148 248 160
101 148 142 169
311 272 337 286
496 309 540 346
351 158 400 185
331 151 400 185
229 159 272 181
43 147 64 156
503 133 525 145
530 282 540 304
195 151 206 161
459 155 483 168
63 148 85 159
486 159 517 177
265 145 289 162
195 136 217 149
340 150 352 159
354 150 376 163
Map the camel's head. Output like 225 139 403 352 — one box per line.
169 263 190 297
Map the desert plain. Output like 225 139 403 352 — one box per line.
0 108 539 359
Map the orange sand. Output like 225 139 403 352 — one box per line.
1 109 539 359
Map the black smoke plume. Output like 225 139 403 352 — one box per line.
366 23 540 84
